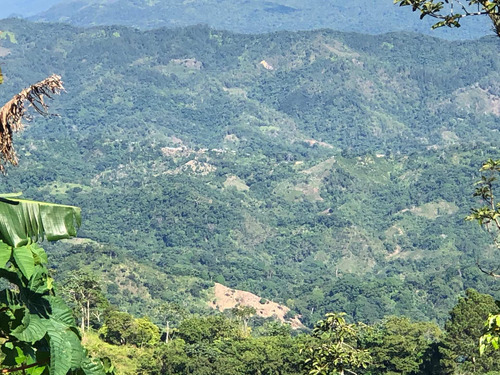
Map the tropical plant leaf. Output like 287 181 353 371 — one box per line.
26 366 46 375
47 322 73 375
67 329 84 371
44 295 77 327
0 240 11 268
13 245 35 279
0 197 81 247
10 313 47 343
31 244 48 265
1 343 26 366
80 356 107 375
27 265 51 295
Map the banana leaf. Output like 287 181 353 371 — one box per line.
0 195 81 248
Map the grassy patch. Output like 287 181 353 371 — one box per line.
224 175 249 191
43 182 92 195
83 331 144 375
0 31 17 44
410 200 459 220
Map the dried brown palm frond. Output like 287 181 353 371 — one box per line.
0 74 64 172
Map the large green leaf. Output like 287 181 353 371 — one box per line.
27 265 51 294
47 322 73 375
0 240 11 268
44 295 77 327
13 245 35 280
80 357 107 375
10 313 47 343
30 244 48 265
0 196 81 248
66 328 84 371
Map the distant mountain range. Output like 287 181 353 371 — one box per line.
2 0 493 39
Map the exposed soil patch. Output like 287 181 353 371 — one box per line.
210 283 304 329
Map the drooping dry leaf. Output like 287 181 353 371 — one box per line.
0 74 64 172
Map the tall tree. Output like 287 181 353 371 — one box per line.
62 270 108 333
467 159 500 278
302 313 371 375
231 305 256 337
466 159 500 355
363 316 442 375
440 288 500 374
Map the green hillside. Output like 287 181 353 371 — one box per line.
0 19 500 326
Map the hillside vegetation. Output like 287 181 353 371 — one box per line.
0 19 499 327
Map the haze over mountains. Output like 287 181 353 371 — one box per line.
1 0 493 40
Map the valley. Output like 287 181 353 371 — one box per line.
1 14 500 373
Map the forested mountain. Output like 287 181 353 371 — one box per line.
24 0 491 40
1 18 500 327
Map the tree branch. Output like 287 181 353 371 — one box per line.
476 259 500 278
1 359 48 374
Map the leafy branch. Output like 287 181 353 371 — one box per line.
394 0 500 36
301 313 371 375
465 159 500 277
0 359 49 373
466 160 500 354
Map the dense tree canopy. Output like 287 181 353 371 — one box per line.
440 289 500 374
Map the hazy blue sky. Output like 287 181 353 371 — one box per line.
1 0 61 18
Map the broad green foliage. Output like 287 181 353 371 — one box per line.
100 310 159 347
85 297 500 375
134 315 304 375
176 315 240 344
302 313 371 375
480 314 500 355
440 289 500 374
0 203 106 374
0 195 81 248
363 316 442 374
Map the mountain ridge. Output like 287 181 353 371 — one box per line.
18 0 492 40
